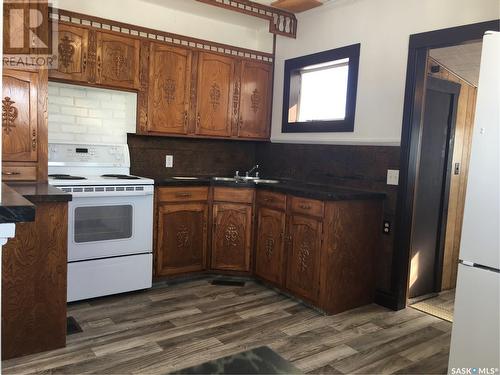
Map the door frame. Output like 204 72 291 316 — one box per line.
392 19 500 310
408 76 461 299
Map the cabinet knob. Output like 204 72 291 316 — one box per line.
196 113 201 128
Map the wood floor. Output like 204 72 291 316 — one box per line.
2 279 452 374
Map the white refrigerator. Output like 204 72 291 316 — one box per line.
448 31 500 372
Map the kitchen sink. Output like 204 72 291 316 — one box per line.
212 177 238 182
212 177 280 184
253 179 280 184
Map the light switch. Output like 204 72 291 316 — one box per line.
387 169 399 185
165 155 174 168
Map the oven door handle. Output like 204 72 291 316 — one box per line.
69 191 154 198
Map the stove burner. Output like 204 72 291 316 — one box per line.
49 174 87 180
101 174 141 180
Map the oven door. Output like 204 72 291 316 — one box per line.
68 192 153 262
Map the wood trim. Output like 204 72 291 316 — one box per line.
49 8 274 63
195 0 297 38
392 19 500 311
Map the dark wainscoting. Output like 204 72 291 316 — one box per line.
128 134 400 295
255 142 400 293
128 134 257 181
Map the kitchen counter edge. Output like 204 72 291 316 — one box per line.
156 178 386 201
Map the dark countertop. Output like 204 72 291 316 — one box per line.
7 182 73 204
158 177 385 201
0 184 36 223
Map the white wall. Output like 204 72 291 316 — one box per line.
271 0 500 145
52 0 273 53
48 82 136 144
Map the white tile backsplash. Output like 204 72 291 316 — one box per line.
48 82 137 144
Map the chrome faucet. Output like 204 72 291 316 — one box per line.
246 164 259 178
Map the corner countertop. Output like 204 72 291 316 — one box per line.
157 177 385 201
0 184 36 224
7 182 73 204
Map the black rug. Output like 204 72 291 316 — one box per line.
172 346 302 374
67 316 83 335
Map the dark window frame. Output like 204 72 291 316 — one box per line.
281 43 360 133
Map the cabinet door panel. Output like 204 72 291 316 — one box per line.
157 203 208 276
97 32 140 89
238 61 272 139
2 69 38 162
147 44 192 134
195 53 234 137
255 207 285 285
286 214 322 302
49 23 88 82
211 203 252 272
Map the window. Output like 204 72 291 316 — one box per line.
282 44 360 133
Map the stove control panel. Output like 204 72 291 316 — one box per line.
48 143 130 167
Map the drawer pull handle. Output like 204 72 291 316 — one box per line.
299 204 312 209
175 192 192 198
2 171 21 176
264 197 273 202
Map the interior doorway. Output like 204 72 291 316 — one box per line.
406 43 482 321
392 20 499 314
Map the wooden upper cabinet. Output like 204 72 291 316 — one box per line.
2 69 38 163
195 52 235 137
156 202 208 277
285 213 322 302
96 32 140 89
147 43 192 134
211 202 252 272
255 207 286 286
49 23 89 83
238 61 272 139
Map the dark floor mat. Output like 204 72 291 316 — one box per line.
67 316 83 335
211 279 246 287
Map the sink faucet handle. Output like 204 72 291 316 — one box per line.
235 170 239 177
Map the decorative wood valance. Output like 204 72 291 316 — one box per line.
196 0 297 38
49 8 274 63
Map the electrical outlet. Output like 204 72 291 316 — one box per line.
383 220 391 235
165 155 173 168
387 169 399 185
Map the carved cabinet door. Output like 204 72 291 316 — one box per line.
285 214 322 302
156 203 208 276
195 52 235 137
147 43 192 134
2 69 38 163
211 203 252 272
238 61 272 139
96 32 140 89
255 207 286 286
49 23 89 82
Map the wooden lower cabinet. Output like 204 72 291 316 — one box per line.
156 202 208 277
154 186 382 315
285 213 322 302
255 206 286 286
2 201 68 360
211 202 252 272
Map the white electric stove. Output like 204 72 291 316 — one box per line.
48 142 154 302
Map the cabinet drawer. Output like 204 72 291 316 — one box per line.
290 196 324 218
2 166 37 181
213 187 254 204
157 187 209 202
257 190 286 210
